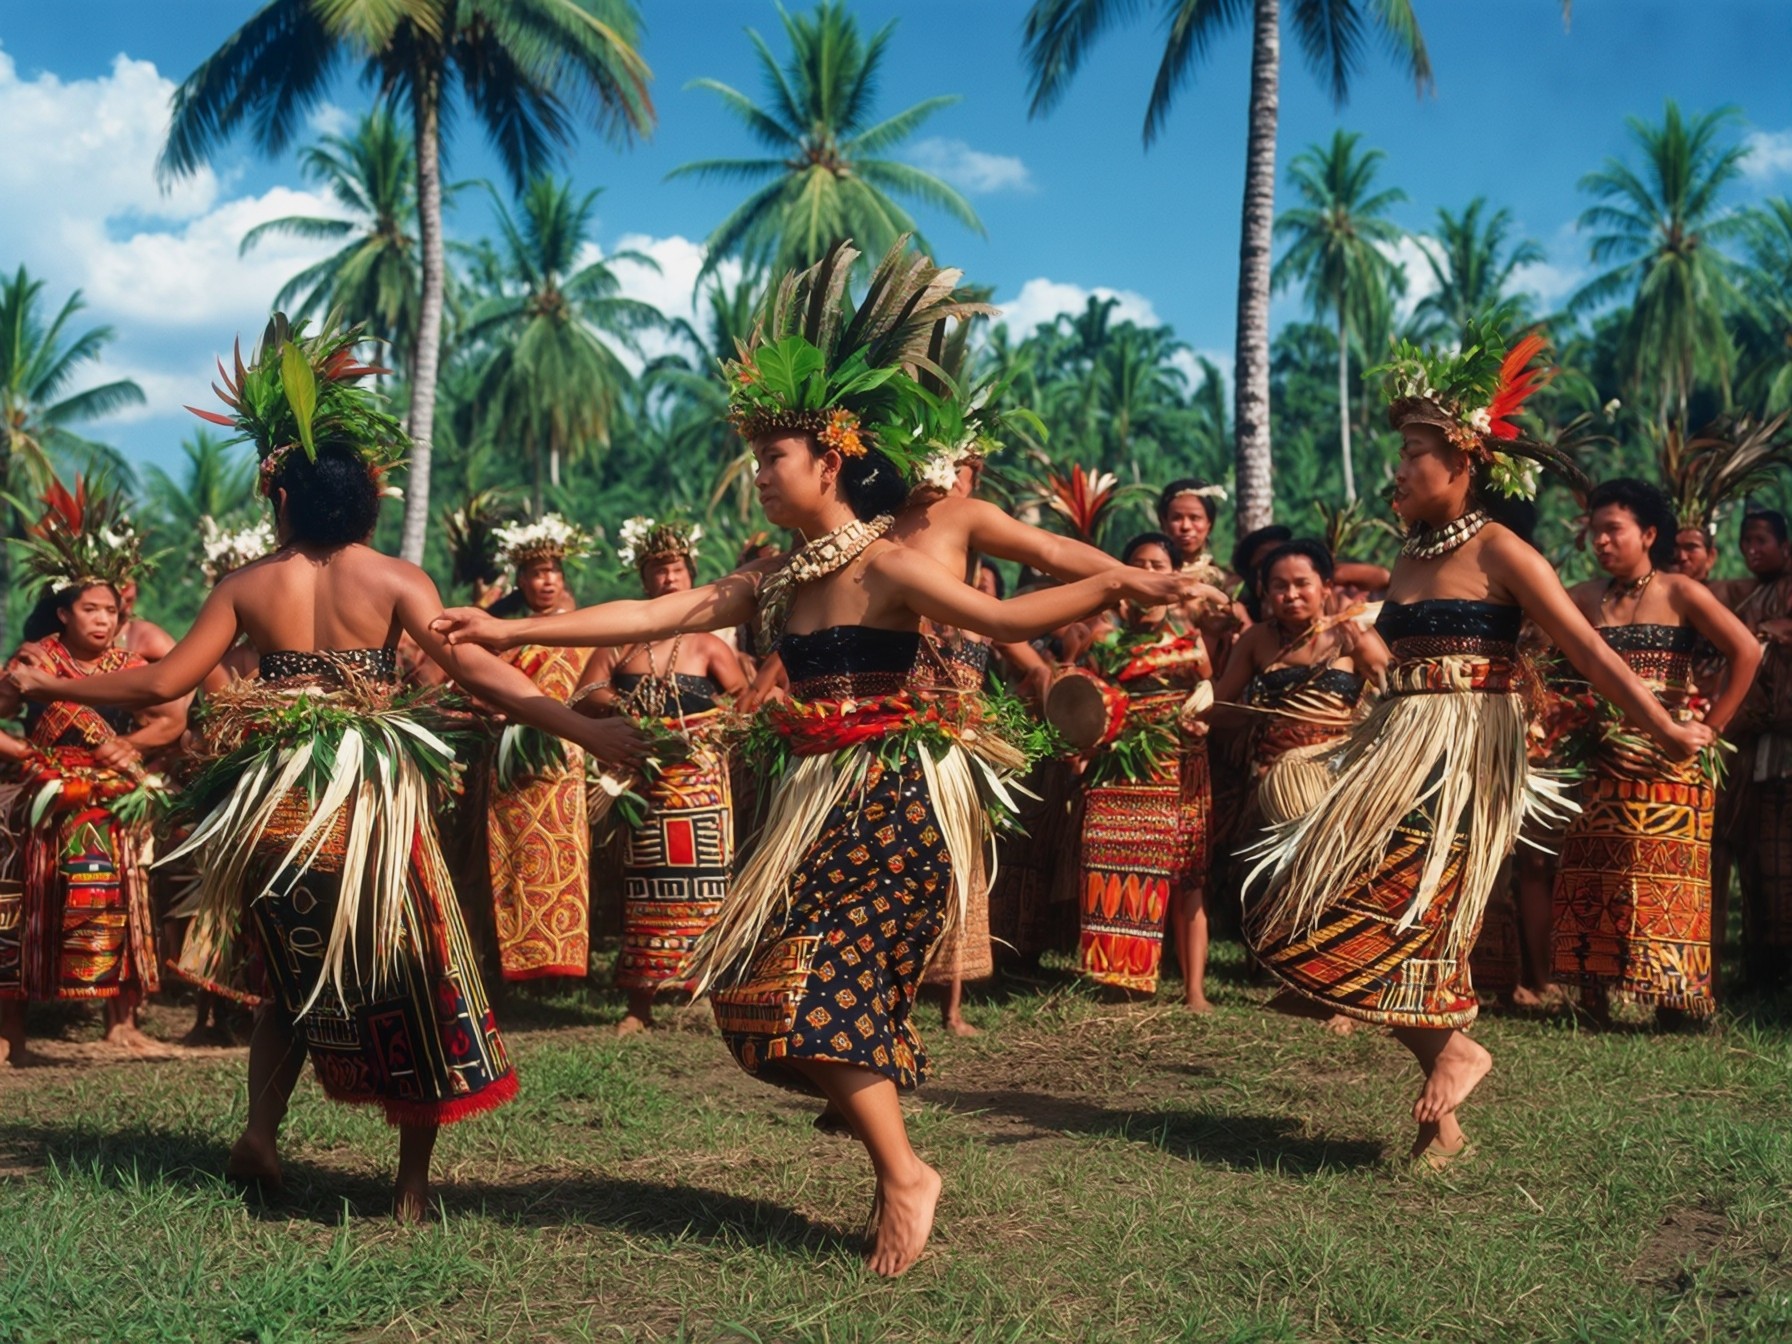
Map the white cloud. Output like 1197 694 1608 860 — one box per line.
1743 128 1792 182
994 277 1162 336
0 45 349 444
307 101 354 138
1377 235 1444 322
906 138 1035 195
593 232 745 372
1170 347 1232 395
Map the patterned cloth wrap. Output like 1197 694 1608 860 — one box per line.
706 626 1011 1094
1076 621 1209 995
1551 624 1715 1015
1246 600 1573 1029
0 638 156 1003
486 642 589 980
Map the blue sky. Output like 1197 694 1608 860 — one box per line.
4 0 1791 476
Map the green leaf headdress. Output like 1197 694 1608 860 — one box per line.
722 237 990 481
1371 316 1589 501
617 513 702 572
9 475 149 595
186 312 405 497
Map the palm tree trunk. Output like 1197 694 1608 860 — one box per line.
1337 312 1355 504
1233 0 1280 532
397 72 446 566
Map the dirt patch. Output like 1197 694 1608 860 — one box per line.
1632 1205 1733 1292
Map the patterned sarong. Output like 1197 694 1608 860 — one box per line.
1078 771 1179 993
487 644 590 980
617 744 733 993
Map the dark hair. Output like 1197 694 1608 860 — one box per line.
1258 539 1334 586
271 439 381 546
1232 525 1293 589
803 438 909 520
1588 477 1677 568
1157 478 1219 526
1744 509 1789 544
1483 494 1539 547
24 581 120 643
1121 531 1178 566
972 555 1005 599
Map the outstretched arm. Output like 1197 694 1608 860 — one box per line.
870 547 1194 644
434 572 761 652
397 571 646 766
11 587 242 709
1673 575 1762 735
960 500 1119 581
1487 534 1711 758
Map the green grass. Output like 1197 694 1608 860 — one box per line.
4 943 1792 1343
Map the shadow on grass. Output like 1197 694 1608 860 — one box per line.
924 1087 1384 1174
0 1120 853 1254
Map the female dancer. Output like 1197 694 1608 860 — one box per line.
1552 478 1758 1023
437 239 1197 1275
10 318 641 1219
1065 532 1214 1008
1245 326 1711 1167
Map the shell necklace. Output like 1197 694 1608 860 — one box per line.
1401 508 1490 560
756 514 893 649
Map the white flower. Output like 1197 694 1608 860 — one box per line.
1468 406 1493 434
198 515 277 583
917 451 960 494
616 515 656 569
1603 398 1622 416
1487 452 1541 501
492 513 595 568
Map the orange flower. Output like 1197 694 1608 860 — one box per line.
818 408 866 457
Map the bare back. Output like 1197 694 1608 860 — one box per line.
222 545 410 653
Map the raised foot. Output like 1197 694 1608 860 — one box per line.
615 1013 651 1038
942 1016 981 1038
1413 1033 1491 1124
866 1161 941 1279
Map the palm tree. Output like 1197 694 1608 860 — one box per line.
1411 198 1546 342
239 108 423 362
464 178 663 513
0 267 146 637
671 1 982 281
142 430 259 540
1272 130 1406 503
159 0 655 564
1735 198 1792 415
1022 0 1430 530
1571 100 1748 433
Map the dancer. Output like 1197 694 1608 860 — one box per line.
1064 532 1213 1008
10 316 642 1218
1244 324 1710 1168
1551 478 1758 1023
575 515 744 1034
0 482 186 1064
436 239 1198 1275
483 513 597 981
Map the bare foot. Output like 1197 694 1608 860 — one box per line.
0 1035 47 1068
866 1161 942 1278
1510 983 1564 1011
393 1178 433 1225
1410 1130 1475 1171
615 1013 650 1038
1412 1033 1492 1124
942 1015 981 1038
1183 994 1214 1015
1320 1013 1356 1036
102 1020 176 1059
224 1133 283 1192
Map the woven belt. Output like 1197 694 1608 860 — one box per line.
1386 655 1517 695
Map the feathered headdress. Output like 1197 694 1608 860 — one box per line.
188 312 404 497
10 475 148 594
1373 318 1588 500
198 514 276 584
490 513 595 569
617 514 702 572
1660 414 1792 535
1043 465 1121 544
441 488 517 592
722 237 990 481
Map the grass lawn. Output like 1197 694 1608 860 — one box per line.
3 942 1791 1343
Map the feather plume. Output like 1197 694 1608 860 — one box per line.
1486 332 1551 440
